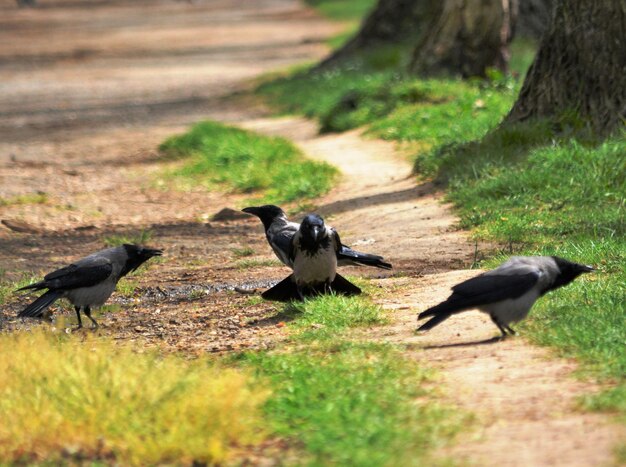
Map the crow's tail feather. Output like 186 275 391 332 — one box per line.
261 275 301 302
18 290 60 318
338 247 392 270
417 312 453 332
16 281 46 292
417 296 476 332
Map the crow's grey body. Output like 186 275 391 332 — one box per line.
242 205 392 270
417 256 594 336
17 244 162 327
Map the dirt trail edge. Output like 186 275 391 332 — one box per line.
242 117 624 466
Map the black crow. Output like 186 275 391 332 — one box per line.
17 244 163 328
417 256 594 337
262 214 361 301
242 205 392 270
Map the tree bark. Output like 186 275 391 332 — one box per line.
506 0 626 133
409 0 517 78
318 0 437 68
517 0 553 38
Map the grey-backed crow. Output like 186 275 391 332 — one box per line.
17 244 162 328
262 214 361 301
242 205 392 270
417 256 594 337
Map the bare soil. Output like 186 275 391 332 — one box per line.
0 1 622 465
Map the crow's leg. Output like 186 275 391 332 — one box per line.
74 306 83 328
490 315 508 338
83 306 99 328
296 286 305 302
505 325 516 335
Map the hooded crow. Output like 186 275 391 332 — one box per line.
261 214 361 301
417 256 594 337
242 205 392 270
17 244 163 328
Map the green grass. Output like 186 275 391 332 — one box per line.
280 293 387 340
232 293 466 464
256 40 534 137
0 331 267 465
438 133 626 435
304 0 377 21
0 275 40 307
159 121 337 204
103 229 153 248
234 258 283 270
236 340 465 466
231 246 255 258
0 192 48 207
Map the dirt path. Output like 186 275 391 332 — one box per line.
0 1 622 465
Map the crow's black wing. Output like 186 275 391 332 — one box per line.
267 224 298 267
330 228 342 256
41 257 113 290
451 272 539 301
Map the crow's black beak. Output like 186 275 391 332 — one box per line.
242 207 260 217
312 226 321 242
580 264 595 273
145 248 163 257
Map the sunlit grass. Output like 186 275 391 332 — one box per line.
159 120 337 204
282 293 387 340
236 340 467 466
304 0 377 21
0 331 268 465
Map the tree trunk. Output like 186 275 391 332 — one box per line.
318 0 437 68
517 0 553 38
409 0 517 78
506 0 626 133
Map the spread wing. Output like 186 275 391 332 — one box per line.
42 256 113 290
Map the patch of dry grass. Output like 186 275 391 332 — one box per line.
0 331 268 465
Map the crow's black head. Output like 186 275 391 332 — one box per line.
120 244 163 277
299 214 328 252
550 256 594 291
242 205 286 231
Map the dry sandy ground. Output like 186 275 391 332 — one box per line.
0 0 623 465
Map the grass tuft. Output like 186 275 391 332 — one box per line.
0 192 48 207
103 229 153 248
0 331 267 465
282 293 387 340
159 121 337 204
232 246 255 258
